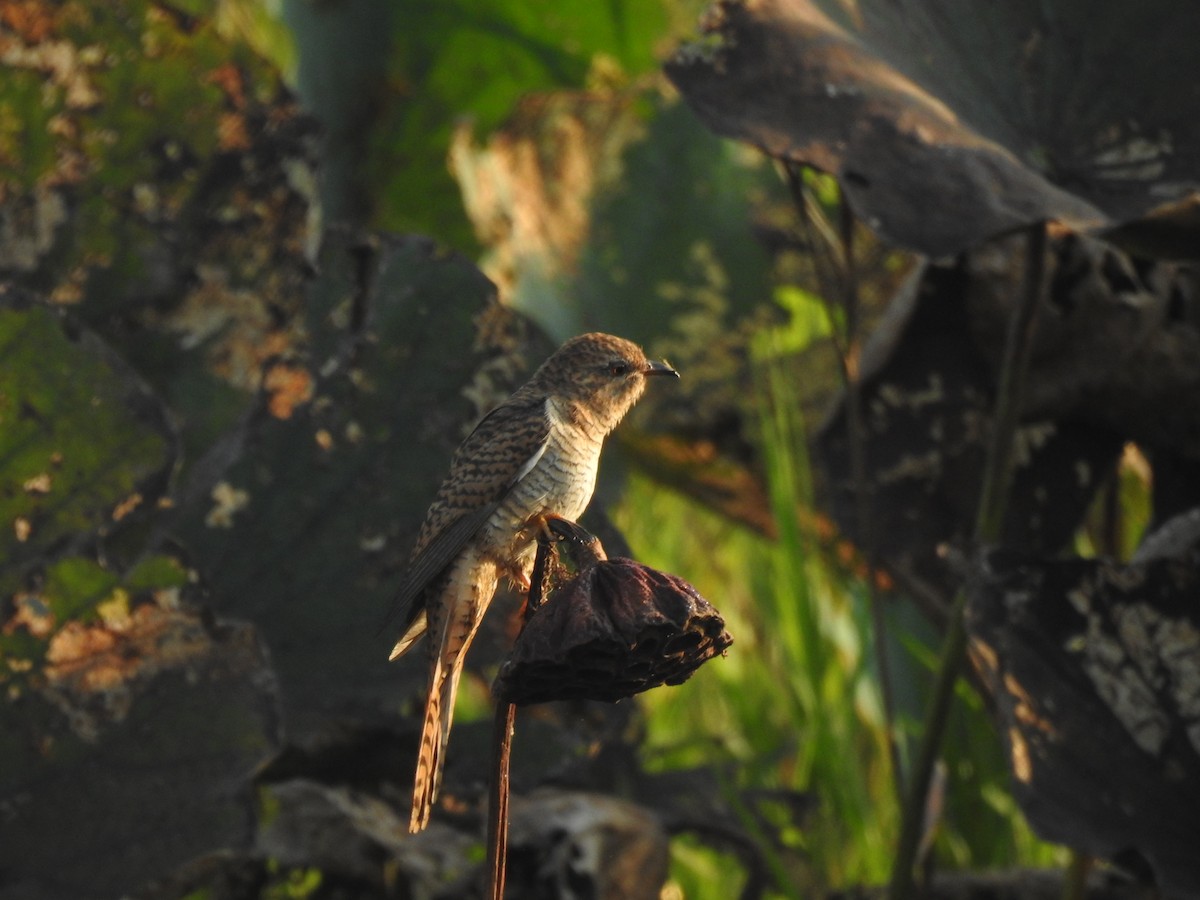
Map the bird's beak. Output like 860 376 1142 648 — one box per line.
644 359 679 378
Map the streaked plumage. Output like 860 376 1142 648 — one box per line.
386 332 677 832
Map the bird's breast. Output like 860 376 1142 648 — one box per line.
483 423 602 566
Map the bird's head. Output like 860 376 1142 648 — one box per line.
534 332 678 434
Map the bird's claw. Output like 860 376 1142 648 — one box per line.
541 515 593 546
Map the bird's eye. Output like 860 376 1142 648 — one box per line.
607 361 630 377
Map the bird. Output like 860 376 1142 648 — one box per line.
384 332 678 833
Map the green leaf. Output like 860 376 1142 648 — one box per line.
41 557 121 623
125 554 189 592
362 0 687 250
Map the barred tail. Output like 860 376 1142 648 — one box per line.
407 550 496 833
410 665 444 833
409 656 472 832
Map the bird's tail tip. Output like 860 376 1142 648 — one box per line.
408 683 444 833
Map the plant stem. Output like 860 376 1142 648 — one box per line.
485 701 516 900
486 535 554 900
1063 850 1092 900
887 224 1046 898
974 226 1046 542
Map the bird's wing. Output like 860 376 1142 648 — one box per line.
380 394 551 638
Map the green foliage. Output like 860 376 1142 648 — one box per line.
615 304 1066 894
569 99 776 342
124 553 190 592
617 472 895 895
0 69 56 188
617 485 1065 895
40 557 121 623
375 0 662 241
216 0 299 76
616 331 898 891
753 354 896 886
357 0 704 249
755 285 835 359
263 863 323 900
667 835 748 899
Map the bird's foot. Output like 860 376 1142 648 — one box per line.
536 513 572 545
543 515 595 548
537 515 606 569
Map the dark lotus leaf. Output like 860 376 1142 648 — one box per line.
967 550 1200 896
818 230 1200 612
667 0 1200 258
0 588 280 900
965 234 1200 458
1102 194 1200 261
816 250 1123 612
0 0 319 452
173 232 548 731
0 288 178 601
496 558 733 706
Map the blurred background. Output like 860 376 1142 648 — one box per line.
3 1 1199 898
